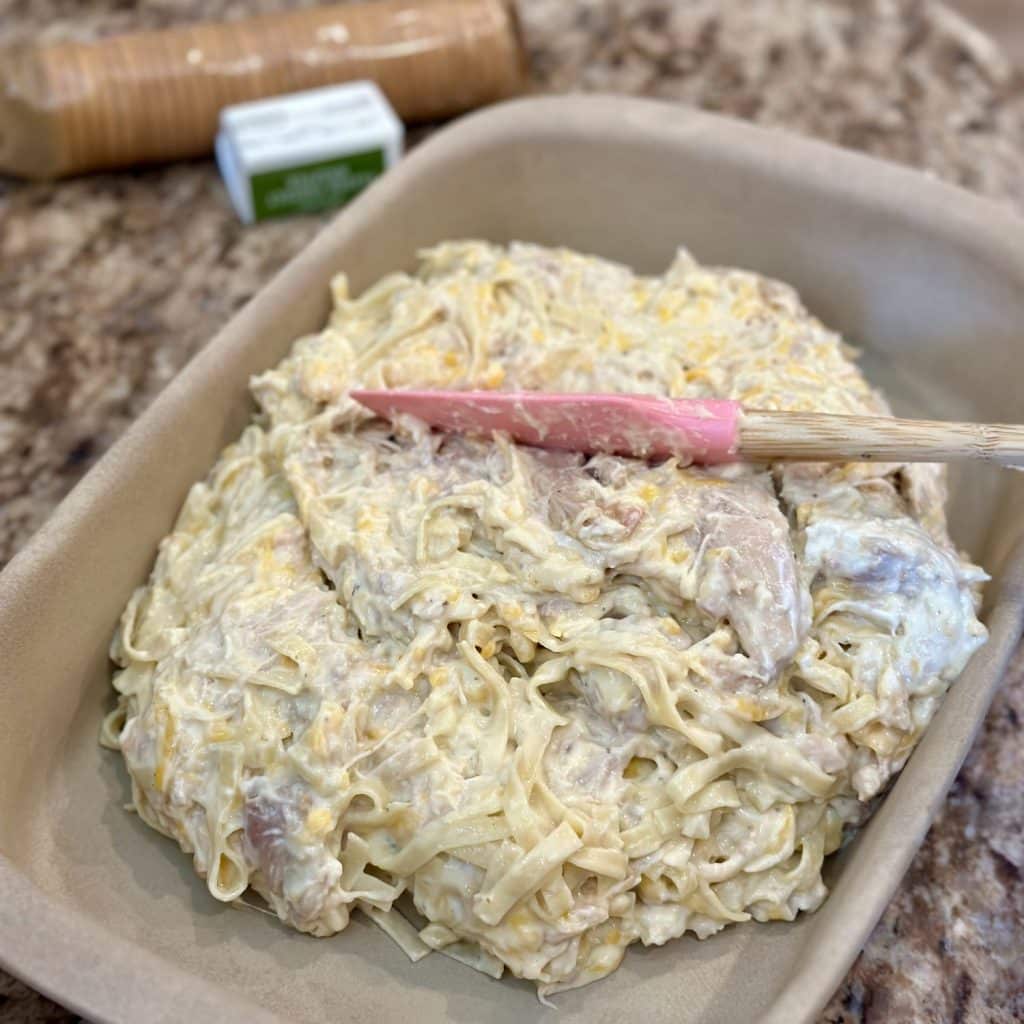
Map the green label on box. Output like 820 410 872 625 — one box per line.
250 149 385 220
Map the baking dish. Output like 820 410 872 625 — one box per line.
1 95 1022 1024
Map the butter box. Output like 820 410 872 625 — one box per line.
215 81 403 223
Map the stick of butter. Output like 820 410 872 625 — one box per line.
215 81 404 223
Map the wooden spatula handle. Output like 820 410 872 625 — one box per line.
740 410 1024 466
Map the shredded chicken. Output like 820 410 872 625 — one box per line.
105 241 987 994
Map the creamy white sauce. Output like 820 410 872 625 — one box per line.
105 241 986 994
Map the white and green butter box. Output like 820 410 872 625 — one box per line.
215 81 403 223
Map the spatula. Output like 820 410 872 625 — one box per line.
350 389 1024 467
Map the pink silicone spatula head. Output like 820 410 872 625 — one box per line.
350 390 742 463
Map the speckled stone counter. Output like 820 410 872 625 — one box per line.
1 2 1022 1021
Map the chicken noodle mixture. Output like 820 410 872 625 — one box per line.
105 242 987 994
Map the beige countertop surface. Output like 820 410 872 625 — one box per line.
1 1 1022 1021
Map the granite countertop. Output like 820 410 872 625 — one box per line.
1 1 1022 1021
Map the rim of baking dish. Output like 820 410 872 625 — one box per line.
1 94 1023 1024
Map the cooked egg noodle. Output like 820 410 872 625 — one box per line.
107 241 987 993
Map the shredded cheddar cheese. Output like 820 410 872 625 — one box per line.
105 241 986 997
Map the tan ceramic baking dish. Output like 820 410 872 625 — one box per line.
1 95 1022 1024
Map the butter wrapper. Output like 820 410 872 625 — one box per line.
215 81 403 223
